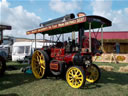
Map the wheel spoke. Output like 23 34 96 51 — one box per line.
76 76 82 80
69 78 74 83
75 80 80 85
74 81 77 86
39 71 43 76
40 60 45 65
40 67 43 72
40 56 44 61
69 72 73 76
37 56 40 62
37 68 40 74
75 69 78 75
36 52 40 57
40 65 45 69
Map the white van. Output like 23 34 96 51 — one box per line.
12 42 52 62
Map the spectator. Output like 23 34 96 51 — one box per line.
114 42 120 53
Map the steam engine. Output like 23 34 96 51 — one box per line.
46 37 102 76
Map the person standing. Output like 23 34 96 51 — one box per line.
116 42 120 53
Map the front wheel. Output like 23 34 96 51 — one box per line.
66 66 86 88
86 64 101 83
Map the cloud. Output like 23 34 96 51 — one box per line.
49 0 82 14
0 0 42 38
91 0 128 31
124 8 128 14
91 0 112 17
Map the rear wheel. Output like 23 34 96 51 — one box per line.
31 50 49 79
66 66 86 88
0 57 6 77
86 64 101 83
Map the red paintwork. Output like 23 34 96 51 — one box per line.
82 37 101 55
64 53 76 64
82 38 89 48
50 61 59 71
50 47 92 65
82 37 100 49
51 48 65 61
50 48 75 64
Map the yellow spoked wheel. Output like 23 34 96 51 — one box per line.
31 50 48 79
86 64 101 83
66 66 86 88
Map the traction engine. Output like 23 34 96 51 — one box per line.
27 12 112 88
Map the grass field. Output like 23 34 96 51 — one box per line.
0 62 128 96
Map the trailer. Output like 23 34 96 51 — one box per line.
26 12 112 88
12 41 53 62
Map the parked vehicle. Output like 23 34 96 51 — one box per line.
0 25 11 76
0 36 15 60
12 42 53 62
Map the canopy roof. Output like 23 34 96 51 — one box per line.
27 15 112 36
0 25 11 30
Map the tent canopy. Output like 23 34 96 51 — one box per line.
27 15 112 36
0 25 11 30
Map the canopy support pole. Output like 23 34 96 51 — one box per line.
79 24 84 51
72 31 75 40
0 30 3 44
53 35 54 41
34 33 37 49
43 34 45 47
89 23 92 52
53 35 54 45
101 24 103 51
62 34 64 42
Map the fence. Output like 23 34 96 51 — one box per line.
93 53 128 63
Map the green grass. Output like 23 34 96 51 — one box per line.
0 62 128 96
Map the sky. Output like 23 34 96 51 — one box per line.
0 0 128 39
